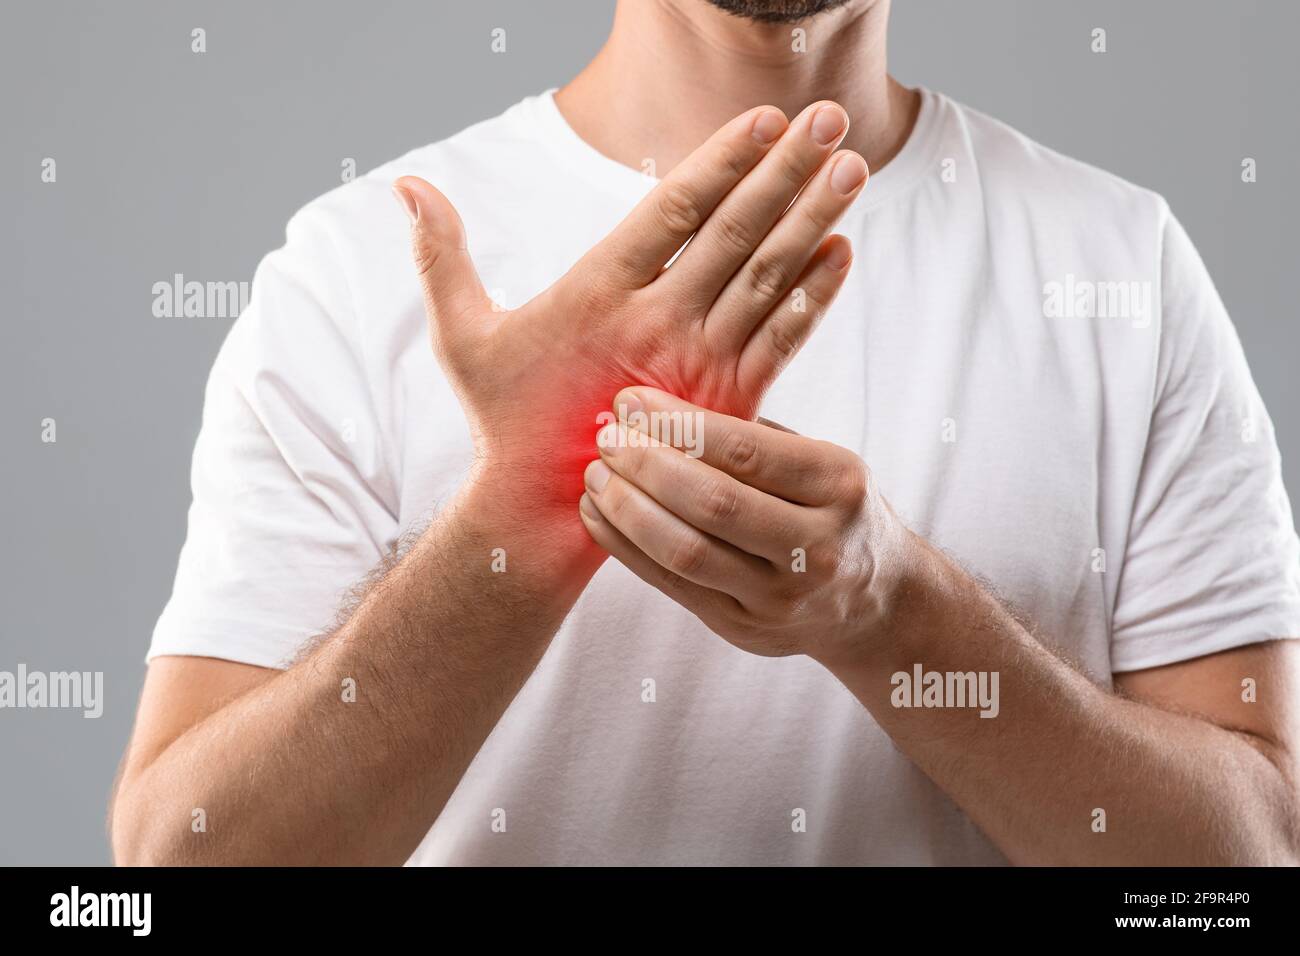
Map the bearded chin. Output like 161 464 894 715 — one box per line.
702 0 859 25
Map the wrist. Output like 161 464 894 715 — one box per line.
467 451 589 517
458 455 605 578
469 406 608 508
810 522 941 679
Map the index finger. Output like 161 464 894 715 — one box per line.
582 106 789 287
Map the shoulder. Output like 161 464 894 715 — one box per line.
235 92 555 355
937 92 1171 242
286 93 549 249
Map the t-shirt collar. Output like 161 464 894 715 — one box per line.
525 85 946 213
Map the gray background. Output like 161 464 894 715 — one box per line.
1 0 1295 865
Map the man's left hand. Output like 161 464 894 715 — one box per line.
578 386 917 667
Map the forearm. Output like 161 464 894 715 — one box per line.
114 470 602 865
822 534 1300 866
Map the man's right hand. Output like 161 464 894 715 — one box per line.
393 100 867 514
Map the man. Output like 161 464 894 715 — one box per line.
111 0 1300 865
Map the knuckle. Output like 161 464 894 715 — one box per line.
618 442 651 482
795 279 827 314
710 208 755 256
787 283 825 324
714 139 752 181
655 183 704 237
796 195 832 233
763 317 802 364
773 149 811 191
747 255 790 302
717 427 762 477
666 533 710 577
600 482 632 524
773 576 810 607
805 538 841 576
700 478 741 523
721 610 762 645
411 237 442 281
832 453 870 504
657 565 692 597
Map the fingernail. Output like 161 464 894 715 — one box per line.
825 240 852 271
830 153 868 194
392 183 419 224
579 493 602 522
751 109 786 145
811 105 848 146
585 459 612 494
615 389 644 416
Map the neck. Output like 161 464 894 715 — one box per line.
556 0 918 177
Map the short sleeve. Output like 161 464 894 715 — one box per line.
148 207 399 669
1110 211 1300 672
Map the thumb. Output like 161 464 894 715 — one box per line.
393 176 490 332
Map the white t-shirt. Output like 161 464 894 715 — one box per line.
150 88 1300 865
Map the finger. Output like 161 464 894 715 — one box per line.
583 459 772 597
394 176 491 342
578 494 740 623
611 387 847 506
707 152 865 349
660 101 849 306
581 106 789 288
736 233 852 392
595 421 804 563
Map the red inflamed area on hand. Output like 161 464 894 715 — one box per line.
525 363 746 522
